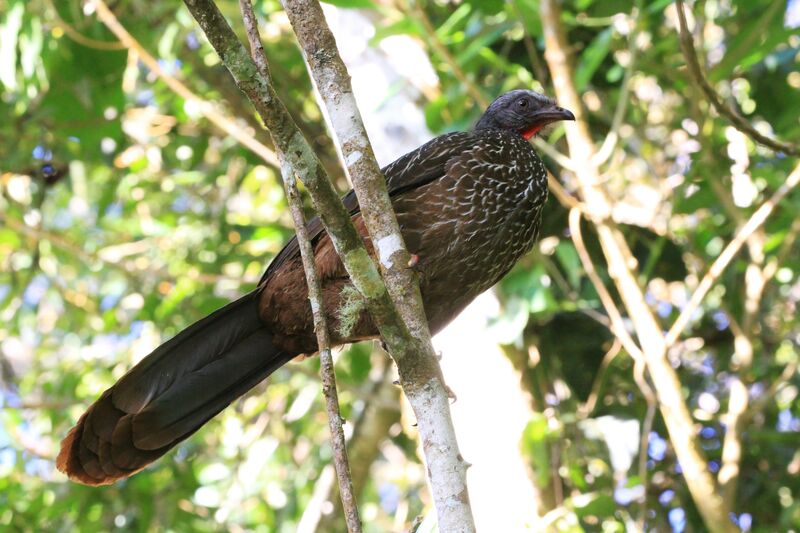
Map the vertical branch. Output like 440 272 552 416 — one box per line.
238 1 361 530
280 1 475 530
539 1 735 531
180 0 475 530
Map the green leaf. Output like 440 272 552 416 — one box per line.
575 27 612 91
571 492 616 519
520 413 553 487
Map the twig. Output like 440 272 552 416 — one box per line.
637 400 657 529
46 0 126 50
665 161 800 347
90 0 280 168
238 2 361 530
280 1 475 528
743 361 799 423
570 208 656 421
674 0 800 156
0 212 255 286
539 1 734 530
578 338 622 417
569 209 644 362
181 1 475 529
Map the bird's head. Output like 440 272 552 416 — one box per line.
475 89 575 139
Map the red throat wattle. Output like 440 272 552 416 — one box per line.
522 125 543 140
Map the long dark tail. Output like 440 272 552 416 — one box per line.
57 291 295 486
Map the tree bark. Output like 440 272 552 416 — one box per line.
181 1 475 530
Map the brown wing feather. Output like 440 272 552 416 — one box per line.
258 131 477 287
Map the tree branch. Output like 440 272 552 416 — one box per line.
539 1 735 530
280 1 474 528
46 0 126 50
674 0 800 156
665 161 800 347
568 209 644 363
238 1 361 530
90 0 280 168
180 0 474 529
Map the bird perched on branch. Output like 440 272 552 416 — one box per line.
57 89 574 485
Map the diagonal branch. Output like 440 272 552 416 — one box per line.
665 161 800 347
539 1 735 530
180 0 474 529
280 0 474 528
91 0 279 167
674 0 800 156
238 1 361 530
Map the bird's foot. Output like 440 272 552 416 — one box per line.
407 253 425 274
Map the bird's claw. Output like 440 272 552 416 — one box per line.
407 253 425 273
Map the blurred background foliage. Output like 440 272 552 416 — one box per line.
1 0 799 531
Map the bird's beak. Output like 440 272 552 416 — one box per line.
531 106 576 125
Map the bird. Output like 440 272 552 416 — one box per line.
57 89 575 485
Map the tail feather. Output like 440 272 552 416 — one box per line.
57 292 295 486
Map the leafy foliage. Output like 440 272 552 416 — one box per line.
1 0 799 531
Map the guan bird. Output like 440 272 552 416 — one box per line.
57 89 575 485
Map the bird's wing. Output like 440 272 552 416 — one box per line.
258 131 476 286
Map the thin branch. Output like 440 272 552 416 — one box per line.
539 1 734 530
637 400 657 529
743 361 800 423
674 0 800 156
578 338 622 417
569 209 644 362
180 1 474 529
0 211 253 286
90 0 280 168
511 0 548 85
665 161 800 347
280 1 474 528
238 2 361 530
46 0 126 50
570 208 656 417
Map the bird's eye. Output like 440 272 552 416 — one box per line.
517 99 528 108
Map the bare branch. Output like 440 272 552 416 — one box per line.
0 211 253 286
181 0 474 528
666 161 800 347
539 1 734 529
674 0 800 156
510 0 548 86
46 0 126 50
408 0 489 109
569 209 644 362
578 338 623 417
90 0 280 168
280 1 475 528
238 1 361 529
637 400 657 529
